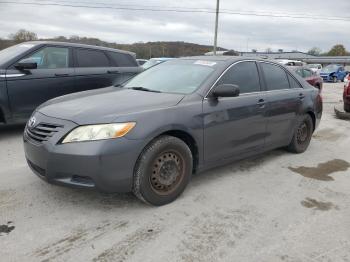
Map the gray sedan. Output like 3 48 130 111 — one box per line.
24 56 322 206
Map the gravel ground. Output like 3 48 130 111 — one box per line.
1 83 349 262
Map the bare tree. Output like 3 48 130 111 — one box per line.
8 29 38 43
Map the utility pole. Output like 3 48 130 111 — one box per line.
213 0 220 55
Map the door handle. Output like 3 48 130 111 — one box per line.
107 70 121 74
257 99 265 107
299 93 305 99
55 73 70 77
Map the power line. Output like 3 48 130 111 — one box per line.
1 0 350 22
31 0 350 19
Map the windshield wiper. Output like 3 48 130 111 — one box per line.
128 87 161 93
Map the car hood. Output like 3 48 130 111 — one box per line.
37 86 185 124
320 71 335 75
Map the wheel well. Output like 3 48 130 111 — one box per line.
307 111 316 132
161 130 199 173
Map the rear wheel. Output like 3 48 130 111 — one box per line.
133 135 193 206
287 115 314 154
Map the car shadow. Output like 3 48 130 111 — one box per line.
191 149 287 185
0 124 25 139
31 148 289 210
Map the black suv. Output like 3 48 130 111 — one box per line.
0 41 141 125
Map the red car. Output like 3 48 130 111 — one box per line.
291 67 323 91
344 74 350 112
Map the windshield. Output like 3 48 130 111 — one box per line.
124 60 217 94
322 65 339 73
0 43 36 64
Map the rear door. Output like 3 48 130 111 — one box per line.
74 48 116 92
259 62 303 148
203 61 268 162
6 45 74 119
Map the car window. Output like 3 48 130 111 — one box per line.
108 52 138 67
76 49 110 67
261 63 290 91
303 69 313 78
295 69 303 77
288 74 302 89
217 61 261 94
22 46 69 69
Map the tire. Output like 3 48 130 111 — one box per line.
287 114 314 154
333 76 338 83
133 135 193 206
344 103 350 113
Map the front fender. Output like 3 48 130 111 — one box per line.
115 98 205 165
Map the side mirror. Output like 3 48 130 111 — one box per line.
15 59 37 70
210 84 240 98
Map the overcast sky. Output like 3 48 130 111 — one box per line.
0 0 350 52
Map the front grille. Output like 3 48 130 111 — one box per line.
26 123 63 143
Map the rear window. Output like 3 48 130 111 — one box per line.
303 69 313 77
261 63 290 91
76 49 110 67
288 74 302 89
108 52 137 67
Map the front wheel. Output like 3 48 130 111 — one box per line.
333 76 338 83
133 135 193 206
287 115 314 154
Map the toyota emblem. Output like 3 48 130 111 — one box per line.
28 117 36 129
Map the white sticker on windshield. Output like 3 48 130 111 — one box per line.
194 60 217 67
19 44 35 48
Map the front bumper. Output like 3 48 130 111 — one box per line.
23 112 145 193
320 75 332 82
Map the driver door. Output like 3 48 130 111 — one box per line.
6 45 74 120
203 61 268 163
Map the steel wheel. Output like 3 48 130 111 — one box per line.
296 122 308 144
133 135 193 206
287 114 313 154
150 151 185 195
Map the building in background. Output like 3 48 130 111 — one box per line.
205 50 350 66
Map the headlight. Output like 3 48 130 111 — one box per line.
62 122 136 143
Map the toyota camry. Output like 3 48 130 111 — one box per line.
24 56 322 206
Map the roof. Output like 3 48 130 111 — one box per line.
24 41 135 55
181 55 239 61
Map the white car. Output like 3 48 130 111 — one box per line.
276 59 305 67
307 64 323 75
